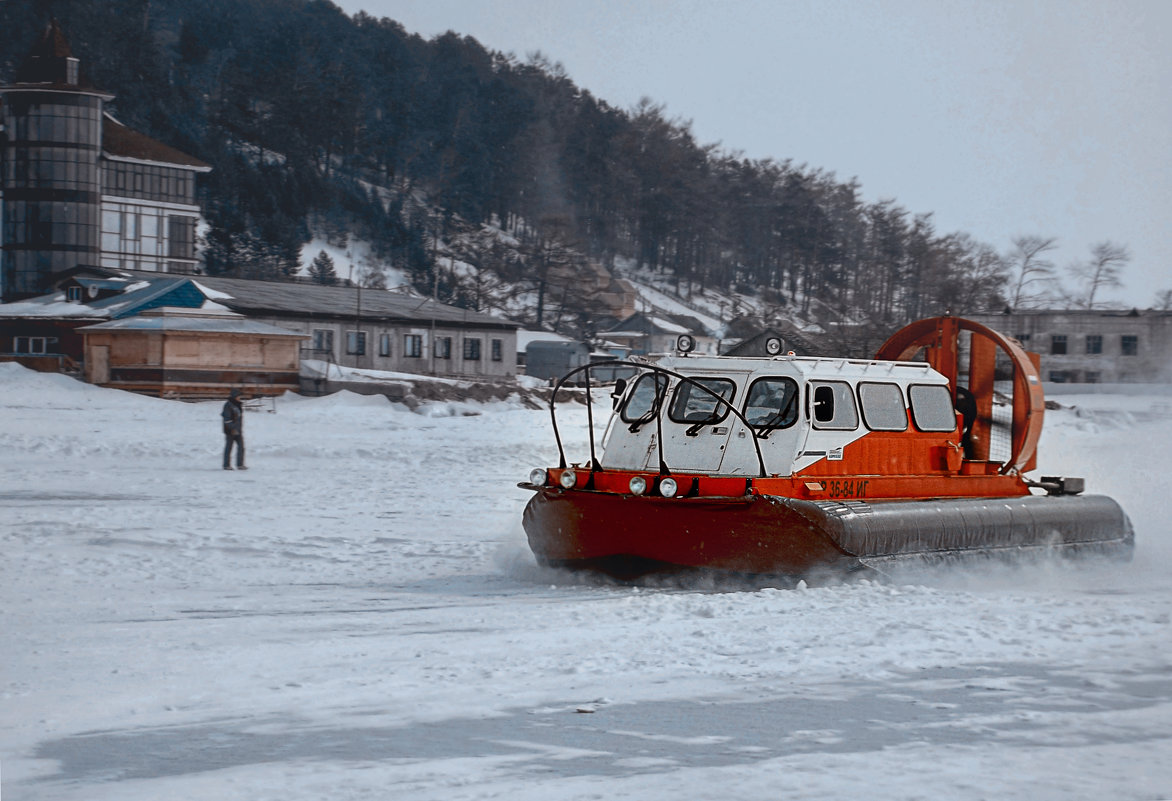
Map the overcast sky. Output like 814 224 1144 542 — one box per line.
332 0 1171 309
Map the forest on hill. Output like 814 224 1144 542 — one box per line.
3 0 1122 332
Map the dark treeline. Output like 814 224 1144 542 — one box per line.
2 0 1010 323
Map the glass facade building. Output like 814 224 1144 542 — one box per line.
2 91 107 298
1 21 209 301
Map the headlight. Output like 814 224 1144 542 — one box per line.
529 468 548 486
659 477 678 498
628 476 647 495
559 469 577 489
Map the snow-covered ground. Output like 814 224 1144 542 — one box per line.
2 363 1171 801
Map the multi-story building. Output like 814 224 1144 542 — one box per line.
0 20 209 301
967 309 1172 384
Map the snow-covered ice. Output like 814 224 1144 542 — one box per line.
2 362 1171 800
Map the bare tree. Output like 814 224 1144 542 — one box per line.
1154 289 1172 311
1005 236 1057 310
524 216 582 329
1069 241 1129 309
354 255 388 289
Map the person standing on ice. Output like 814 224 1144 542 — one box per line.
221 389 246 470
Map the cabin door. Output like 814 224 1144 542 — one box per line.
659 423 733 473
718 375 804 476
656 373 742 474
599 372 671 471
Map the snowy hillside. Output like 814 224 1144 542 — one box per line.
295 222 814 342
2 364 1171 800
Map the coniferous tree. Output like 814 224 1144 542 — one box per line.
309 251 338 286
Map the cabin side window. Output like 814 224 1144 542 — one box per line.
620 374 669 425
668 377 736 424
810 381 859 430
908 384 957 432
743 377 799 428
858 382 908 431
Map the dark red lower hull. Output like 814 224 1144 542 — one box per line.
522 486 1134 578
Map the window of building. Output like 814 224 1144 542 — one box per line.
32 220 52 246
1121 335 1138 356
121 210 139 241
312 329 333 356
1050 334 1067 355
346 331 366 356
167 216 195 259
1085 334 1102 355
404 334 423 358
66 286 82 302
378 333 391 357
435 336 452 359
463 338 482 360
1015 333 1031 343
1085 371 1101 384
14 336 56 354
491 338 503 362
908 384 956 432
1049 371 1069 383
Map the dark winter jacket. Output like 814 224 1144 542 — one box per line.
222 398 243 436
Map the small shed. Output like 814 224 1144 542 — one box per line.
524 340 592 383
79 306 307 398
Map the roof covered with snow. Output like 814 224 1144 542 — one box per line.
147 272 518 331
79 308 307 337
0 276 205 320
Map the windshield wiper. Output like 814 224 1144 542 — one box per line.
684 400 730 437
753 395 796 439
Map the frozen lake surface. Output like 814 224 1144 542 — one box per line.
2 363 1171 800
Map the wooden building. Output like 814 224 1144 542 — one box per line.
79 307 305 398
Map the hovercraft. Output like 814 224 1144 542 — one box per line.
519 316 1133 578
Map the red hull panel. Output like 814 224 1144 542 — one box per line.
523 488 855 575
522 488 1134 577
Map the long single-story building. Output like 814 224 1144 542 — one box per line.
183 272 517 380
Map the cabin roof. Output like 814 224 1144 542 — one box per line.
658 354 946 382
